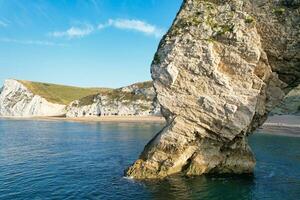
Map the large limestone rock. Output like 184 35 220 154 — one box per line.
0 79 66 117
126 0 299 179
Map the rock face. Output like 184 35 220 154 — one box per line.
126 0 300 179
0 79 161 117
0 79 65 117
271 84 300 115
66 82 161 117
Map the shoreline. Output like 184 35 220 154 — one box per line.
258 115 300 137
0 115 166 123
1 114 299 136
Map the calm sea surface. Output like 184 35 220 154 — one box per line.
0 119 299 200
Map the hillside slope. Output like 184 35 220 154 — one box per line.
18 80 108 105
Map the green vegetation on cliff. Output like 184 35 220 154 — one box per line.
77 81 154 106
18 80 110 105
17 80 153 106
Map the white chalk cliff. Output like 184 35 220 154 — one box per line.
0 80 161 117
0 79 65 117
66 82 161 117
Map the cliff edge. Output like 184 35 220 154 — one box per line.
0 79 65 117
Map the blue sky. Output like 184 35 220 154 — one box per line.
0 0 182 88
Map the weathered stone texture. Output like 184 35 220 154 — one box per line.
126 0 299 179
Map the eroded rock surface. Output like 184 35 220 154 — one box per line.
271 83 300 115
66 82 161 117
0 80 161 117
0 79 65 117
126 0 300 179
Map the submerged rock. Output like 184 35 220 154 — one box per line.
126 0 299 179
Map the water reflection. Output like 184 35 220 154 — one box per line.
142 174 255 200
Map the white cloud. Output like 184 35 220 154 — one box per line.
48 19 164 39
98 19 165 38
0 20 8 27
49 24 94 39
0 38 66 46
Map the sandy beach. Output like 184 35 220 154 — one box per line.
0 115 166 123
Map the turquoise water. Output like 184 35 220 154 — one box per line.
0 119 299 200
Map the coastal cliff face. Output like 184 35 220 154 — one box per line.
66 82 160 117
0 79 65 117
126 0 300 179
0 80 161 117
271 83 300 115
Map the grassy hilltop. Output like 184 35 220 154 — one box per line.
17 80 153 106
18 80 111 105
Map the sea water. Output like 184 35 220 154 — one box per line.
0 119 299 200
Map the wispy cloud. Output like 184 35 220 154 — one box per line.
49 24 94 39
98 19 165 38
48 19 164 39
0 38 66 46
0 20 8 27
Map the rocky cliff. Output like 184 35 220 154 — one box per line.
126 0 300 179
0 79 161 117
0 79 65 117
66 82 160 117
271 84 300 115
